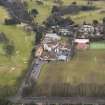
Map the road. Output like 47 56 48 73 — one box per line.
8 58 47 104
10 96 105 104
30 59 45 80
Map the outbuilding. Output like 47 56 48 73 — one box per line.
74 39 90 49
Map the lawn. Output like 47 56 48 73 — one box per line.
33 50 105 96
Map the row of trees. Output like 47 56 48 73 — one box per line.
52 1 97 16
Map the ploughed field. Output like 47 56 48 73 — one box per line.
33 50 105 97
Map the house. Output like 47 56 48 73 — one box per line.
74 39 90 49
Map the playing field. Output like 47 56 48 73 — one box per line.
33 50 105 97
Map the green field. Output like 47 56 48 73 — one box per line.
0 6 34 96
26 0 105 24
33 50 105 96
0 25 34 85
0 0 105 98
90 42 105 49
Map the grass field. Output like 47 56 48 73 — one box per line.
26 0 105 24
90 42 105 49
0 7 34 96
33 50 105 96
0 25 34 85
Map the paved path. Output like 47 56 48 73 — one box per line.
16 58 45 97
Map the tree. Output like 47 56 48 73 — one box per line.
30 9 39 18
87 0 93 6
72 1 77 5
93 19 99 26
35 30 43 44
3 42 15 58
51 5 60 14
103 17 105 39
45 14 74 27
23 1 28 9
0 99 12 105
0 32 9 43
5 18 20 25
35 26 44 44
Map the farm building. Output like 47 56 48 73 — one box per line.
36 33 73 61
74 39 90 49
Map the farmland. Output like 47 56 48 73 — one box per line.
0 6 34 97
26 0 105 24
0 0 105 100
33 49 105 97
25 0 105 98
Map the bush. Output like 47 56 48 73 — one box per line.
45 14 74 27
3 42 15 58
51 5 60 14
30 9 39 17
81 5 97 11
5 18 20 25
0 32 9 43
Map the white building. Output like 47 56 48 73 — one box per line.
45 33 61 40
